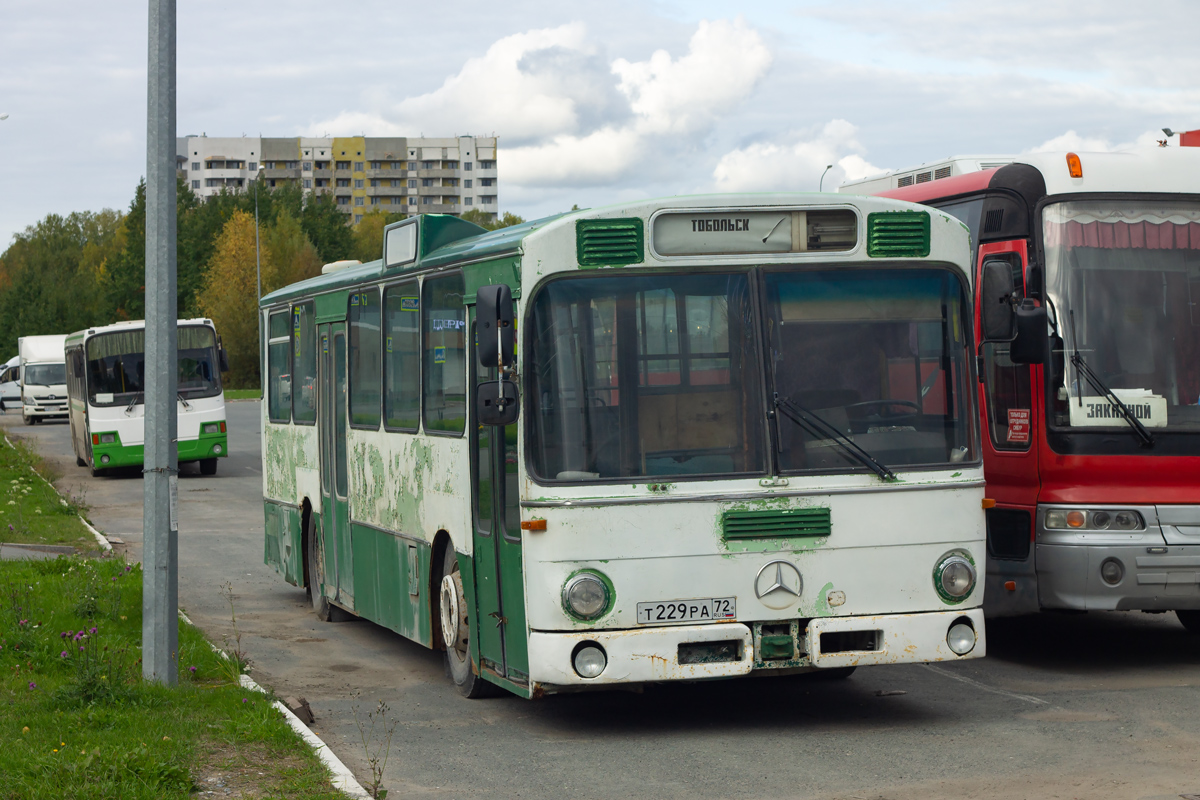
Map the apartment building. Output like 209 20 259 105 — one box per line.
176 134 499 223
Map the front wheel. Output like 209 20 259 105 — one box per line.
306 516 332 622
199 458 218 476
439 546 493 698
21 413 32 426
811 666 857 680
1176 610 1200 634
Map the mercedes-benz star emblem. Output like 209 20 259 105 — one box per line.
754 559 803 609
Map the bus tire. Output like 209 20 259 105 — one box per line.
76 455 86 467
306 516 332 622
21 413 32 426
439 546 494 698
1175 610 1200 634
812 666 856 680
199 458 218 476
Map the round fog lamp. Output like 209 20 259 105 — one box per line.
563 573 610 620
100 455 110 465
213 444 223 455
947 622 976 655
1100 558 1124 586
573 643 607 678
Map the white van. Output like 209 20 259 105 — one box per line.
0 356 19 411
18 335 68 424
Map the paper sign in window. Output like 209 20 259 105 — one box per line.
1007 409 1031 443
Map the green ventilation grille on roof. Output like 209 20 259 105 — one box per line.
576 218 644 268
867 211 931 258
722 507 832 540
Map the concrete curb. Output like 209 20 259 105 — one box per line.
179 610 370 799
2 433 111 552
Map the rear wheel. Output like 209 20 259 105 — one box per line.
306 515 332 622
439 546 493 698
199 458 218 476
1175 610 1200 634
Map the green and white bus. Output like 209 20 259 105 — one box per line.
65 318 230 477
260 195 987 698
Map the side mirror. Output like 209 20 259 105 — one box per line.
980 259 1017 342
219 346 230 373
1009 299 1047 365
476 284 514 369
478 380 519 426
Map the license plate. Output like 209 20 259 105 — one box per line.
636 597 736 624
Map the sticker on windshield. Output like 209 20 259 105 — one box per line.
1007 409 1030 443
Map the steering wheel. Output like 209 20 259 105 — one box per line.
844 400 921 419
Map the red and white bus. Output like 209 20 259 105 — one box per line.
842 137 1200 630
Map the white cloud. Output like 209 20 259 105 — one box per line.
711 120 883 193
612 18 772 136
1025 128 1166 153
501 18 773 187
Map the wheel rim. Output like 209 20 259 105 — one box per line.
440 571 469 659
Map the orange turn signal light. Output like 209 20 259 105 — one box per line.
92 434 99 445
520 519 547 531
1004 581 1016 591
1066 152 1083 178
982 498 996 509
1066 510 1086 528
220 421 226 433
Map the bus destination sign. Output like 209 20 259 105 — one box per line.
653 210 797 256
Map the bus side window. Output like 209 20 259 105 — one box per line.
348 288 382 429
292 302 317 423
422 272 467 436
267 311 291 423
383 281 420 432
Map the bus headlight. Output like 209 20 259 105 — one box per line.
563 572 612 620
99 433 116 444
946 621 976 655
572 642 607 678
203 423 221 434
934 553 976 603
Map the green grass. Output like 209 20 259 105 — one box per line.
223 389 262 400
0 556 344 800
0 435 97 551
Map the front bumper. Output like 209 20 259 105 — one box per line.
1037 543 1200 611
23 402 67 418
527 608 985 689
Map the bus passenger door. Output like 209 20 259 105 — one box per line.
976 241 1040 615
469 317 529 688
318 323 353 608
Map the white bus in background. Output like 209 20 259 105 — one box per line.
64 319 230 477
18 335 68 424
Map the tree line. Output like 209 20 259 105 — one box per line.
0 180 523 388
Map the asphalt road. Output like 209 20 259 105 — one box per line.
3 403 1200 800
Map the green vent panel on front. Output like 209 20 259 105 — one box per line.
722 508 832 540
576 218 644 268
866 211 930 258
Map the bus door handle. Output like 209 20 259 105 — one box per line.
488 611 507 627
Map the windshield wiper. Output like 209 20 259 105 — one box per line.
1069 352 1154 447
1067 309 1153 447
125 392 142 415
177 393 191 410
773 393 897 481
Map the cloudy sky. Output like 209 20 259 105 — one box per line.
1 0 1197 248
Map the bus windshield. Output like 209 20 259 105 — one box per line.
1044 200 1200 432
24 363 65 386
86 326 221 406
528 272 766 481
765 268 976 472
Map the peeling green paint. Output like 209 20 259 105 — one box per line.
812 581 836 617
264 423 317 501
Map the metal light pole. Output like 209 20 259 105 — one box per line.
819 164 833 192
143 0 179 685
